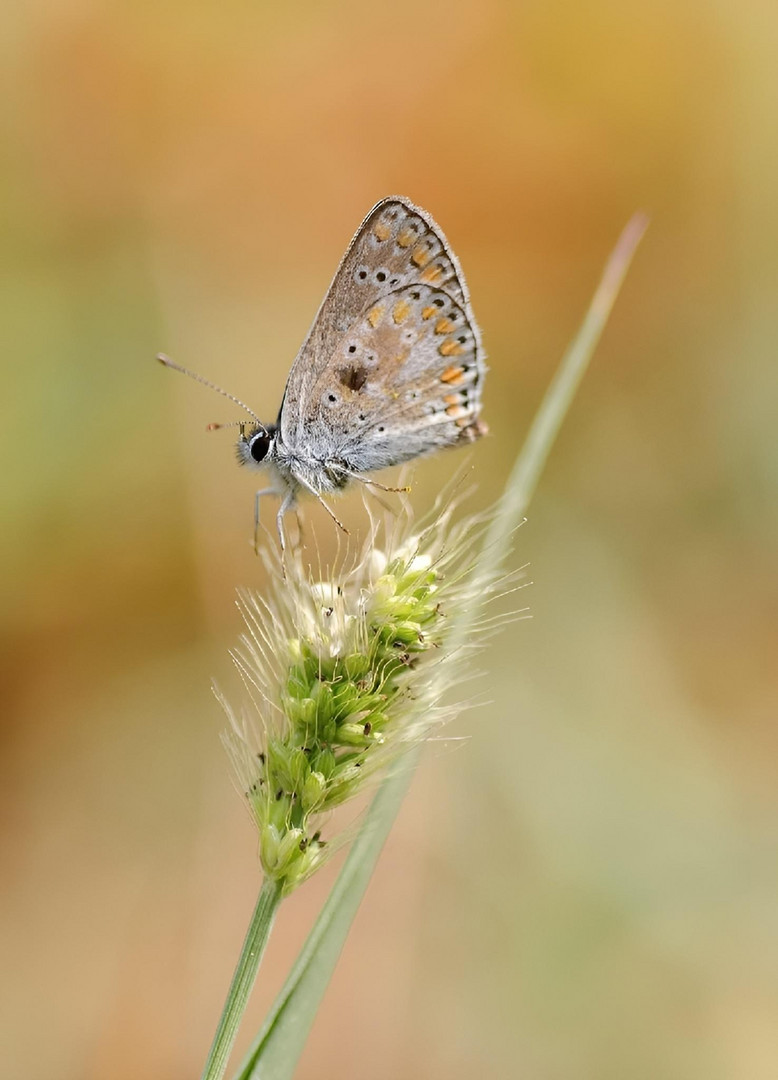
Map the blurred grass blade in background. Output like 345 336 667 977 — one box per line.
231 212 648 1080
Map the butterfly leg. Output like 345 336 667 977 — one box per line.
337 469 411 495
295 477 350 536
294 507 305 547
254 486 278 554
275 489 297 556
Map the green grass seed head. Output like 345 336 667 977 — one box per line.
220 502 505 894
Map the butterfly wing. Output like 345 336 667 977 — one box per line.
278 196 486 470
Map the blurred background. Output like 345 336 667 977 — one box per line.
2 1 777 1077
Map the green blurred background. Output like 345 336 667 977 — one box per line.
2 2 777 1077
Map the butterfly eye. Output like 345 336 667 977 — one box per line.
249 433 271 462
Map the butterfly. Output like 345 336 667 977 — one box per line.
159 196 487 549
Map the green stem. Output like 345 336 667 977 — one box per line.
201 877 283 1080
231 754 418 1080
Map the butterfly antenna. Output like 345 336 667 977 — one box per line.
205 420 246 432
157 354 265 429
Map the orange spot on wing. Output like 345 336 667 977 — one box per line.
411 246 431 267
440 365 465 384
421 305 436 320
445 404 469 419
367 304 385 328
421 264 444 285
392 299 411 323
443 393 461 405
439 338 466 357
397 227 415 247
435 318 455 335
373 221 391 241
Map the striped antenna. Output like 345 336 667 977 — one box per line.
157 354 265 430
206 420 247 432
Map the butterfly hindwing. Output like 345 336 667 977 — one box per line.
296 283 485 473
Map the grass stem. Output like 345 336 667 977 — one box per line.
201 876 283 1080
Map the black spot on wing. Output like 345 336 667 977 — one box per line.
339 364 368 391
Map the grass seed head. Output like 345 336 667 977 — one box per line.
220 498 513 894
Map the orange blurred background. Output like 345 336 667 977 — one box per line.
2 2 777 1077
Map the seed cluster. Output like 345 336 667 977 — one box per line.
242 550 444 893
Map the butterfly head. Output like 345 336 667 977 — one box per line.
236 423 278 468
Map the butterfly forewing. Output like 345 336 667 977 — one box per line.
279 196 484 458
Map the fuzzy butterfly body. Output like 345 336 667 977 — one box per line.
161 196 487 549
